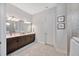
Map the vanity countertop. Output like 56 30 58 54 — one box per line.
6 32 35 38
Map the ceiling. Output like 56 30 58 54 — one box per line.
11 3 56 15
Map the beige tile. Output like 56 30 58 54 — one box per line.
8 42 66 56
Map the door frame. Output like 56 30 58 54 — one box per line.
0 4 6 56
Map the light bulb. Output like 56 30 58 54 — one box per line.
6 23 10 26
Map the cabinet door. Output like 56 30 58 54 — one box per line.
25 34 35 44
17 36 26 48
31 34 35 42
7 37 18 54
25 35 31 44
17 34 35 48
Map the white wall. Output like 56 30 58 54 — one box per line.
32 7 56 45
67 3 79 55
56 3 79 55
32 4 68 55
0 4 6 56
55 4 67 54
68 4 79 36
32 3 68 54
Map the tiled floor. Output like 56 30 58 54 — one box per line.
8 42 66 56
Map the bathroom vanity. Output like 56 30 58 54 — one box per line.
6 5 34 55
6 33 35 54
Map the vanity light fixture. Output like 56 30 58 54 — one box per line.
24 20 31 24
6 22 10 26
11 17 16 21
7 16 20 22
15 19 20 22
7 16 12 20
12 18 20 22
24 21 31 24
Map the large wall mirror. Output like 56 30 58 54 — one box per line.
6 4 32 36
6 16 32 36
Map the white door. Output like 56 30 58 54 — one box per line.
45 8 56 46
0 4 6 56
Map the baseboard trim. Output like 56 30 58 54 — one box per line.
45 43 54 47
37 41 45 44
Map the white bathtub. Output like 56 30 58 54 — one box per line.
70 37 79 56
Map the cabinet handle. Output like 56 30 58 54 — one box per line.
0 42 1 44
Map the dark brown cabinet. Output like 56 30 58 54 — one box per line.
7 37 18 54
17 36 26 48
7 34 35 54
